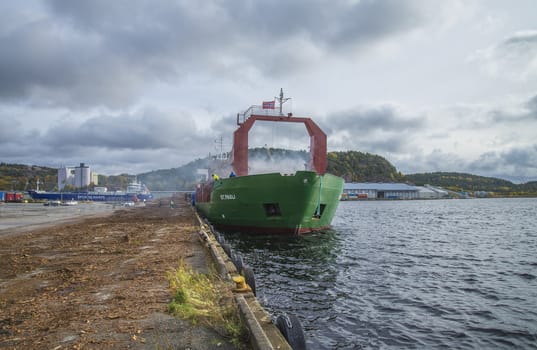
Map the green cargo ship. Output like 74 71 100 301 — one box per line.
195 90 344 234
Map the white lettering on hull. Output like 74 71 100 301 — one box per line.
220 194 236 200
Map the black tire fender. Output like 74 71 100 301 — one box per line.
222 243 231 257
243 265 256 296
276 314 307 350
234 254 244 273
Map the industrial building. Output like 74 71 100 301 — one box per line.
419 185 449 199
342 183 449 200
58 163 98 190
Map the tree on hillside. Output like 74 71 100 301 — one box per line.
327 151 403 182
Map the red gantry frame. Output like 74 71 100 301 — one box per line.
232 112 327 176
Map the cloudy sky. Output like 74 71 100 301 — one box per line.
1 0 536 182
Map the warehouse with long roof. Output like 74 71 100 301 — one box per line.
342 183 449 200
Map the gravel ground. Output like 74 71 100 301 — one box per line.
0 199 243 349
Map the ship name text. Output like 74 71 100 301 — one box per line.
220 194 236 200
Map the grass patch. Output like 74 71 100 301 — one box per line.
167 260 248 347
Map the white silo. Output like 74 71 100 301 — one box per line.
58 166 75 190
74 163 91 189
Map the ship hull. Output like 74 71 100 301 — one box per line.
196 171 343 234
28 191 153 202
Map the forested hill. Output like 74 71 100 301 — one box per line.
137 148 403 190
3 150 397 191
0 163 57 191
137 157 210 191
3 155 536 196
138 153 537 195
405 172 537 195
0 163 140 192
328 151 404 182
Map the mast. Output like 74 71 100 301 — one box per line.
232 89 327 176
275 88 291 116
214 135 227 160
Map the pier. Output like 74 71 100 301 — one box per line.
0 199 291 349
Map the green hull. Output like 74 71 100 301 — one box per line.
196 171 344 234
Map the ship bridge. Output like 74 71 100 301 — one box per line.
232 89 327 177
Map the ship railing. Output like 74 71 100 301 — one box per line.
237 105 288 125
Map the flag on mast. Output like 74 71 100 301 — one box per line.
262 100 275 109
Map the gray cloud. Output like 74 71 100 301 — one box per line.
526 94 537 114
395 145 537 180
48 0 423 52
324 105 424 133
468 145 537 178
321 104 425 153
500 30 537 50
1 1 536 181
470 30 537 81
0 107 217 173
212 104 425 155
0 23 143 107
0 0 427 107
0 116 22 141
322 96 537 181
41 108 212 155
488 94 537 124
395 149 468 175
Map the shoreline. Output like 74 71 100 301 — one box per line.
0 199 294 349
1 200 243 349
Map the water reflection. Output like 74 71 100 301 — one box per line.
219 199 537 349
222 229 339 269
222 230 341 318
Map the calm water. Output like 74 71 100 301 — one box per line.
223 198 537 349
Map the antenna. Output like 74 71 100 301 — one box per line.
275 88 291 116
214 136 228 160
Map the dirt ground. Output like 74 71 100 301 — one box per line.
0 198 241 349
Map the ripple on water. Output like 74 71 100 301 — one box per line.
224 198 537 349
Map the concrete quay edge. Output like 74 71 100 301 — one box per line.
194 211 293 350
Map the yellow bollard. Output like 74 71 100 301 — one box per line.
232 275 252 293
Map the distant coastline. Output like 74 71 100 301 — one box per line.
2 151 537 197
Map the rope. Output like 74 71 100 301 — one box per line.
316 175 322 217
